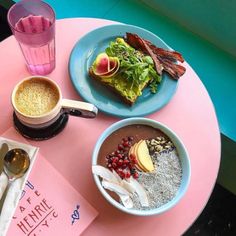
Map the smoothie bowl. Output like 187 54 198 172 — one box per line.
92 117 191 216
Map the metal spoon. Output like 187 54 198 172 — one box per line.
0 148 30 214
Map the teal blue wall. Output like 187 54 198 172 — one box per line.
143 0 236 57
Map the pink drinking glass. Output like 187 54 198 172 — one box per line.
7 0 56 75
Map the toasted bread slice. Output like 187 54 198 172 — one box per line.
89 68 151 106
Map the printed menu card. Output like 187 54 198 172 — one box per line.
2 128 98 236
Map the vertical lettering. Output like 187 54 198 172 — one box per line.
40 201 47 211
28 210 39 223
34 205 46 216
23 216 33 228
17 198 56 234
42 199 52 210
17 221 28 234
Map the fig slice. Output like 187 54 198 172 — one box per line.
100 57 120 78
92 53 120 77
92 53 110 76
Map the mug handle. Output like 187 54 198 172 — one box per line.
61 99 98 118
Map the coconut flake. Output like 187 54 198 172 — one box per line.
101 180 130 196
120 195 134 209
112 169 122 183
129 176 149 207
120 179 136 194
102 180 133 209
93 165 149 209
92 165 119 184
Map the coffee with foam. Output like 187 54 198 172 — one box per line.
14 78 59 116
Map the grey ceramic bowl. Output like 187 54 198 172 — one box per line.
92 117 191 216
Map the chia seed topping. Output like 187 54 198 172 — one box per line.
131 149 182 210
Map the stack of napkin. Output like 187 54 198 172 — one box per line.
0 136 38 236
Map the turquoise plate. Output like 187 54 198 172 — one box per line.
69 24 178 117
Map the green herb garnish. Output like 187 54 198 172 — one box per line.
105 38 161 93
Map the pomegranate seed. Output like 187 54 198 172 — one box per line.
112 162 117 169
118 149 124 154
112 157 119 163
125 171 131 178
122 164 127 169
122 153 127 158
117 159 123 166
116 168 122 174
122 138 128 143
127 163 133 169
128 136 134 141
115 150 120 155
133 172 139 179
127 142 132 148
118 144 124 151
119 171 125 178
123 141 129 147
104 136 138 177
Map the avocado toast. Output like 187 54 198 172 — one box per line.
89 37 162 106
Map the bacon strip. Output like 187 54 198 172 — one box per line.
145 40 184 63
126 32 186 79
158 57 186 79
126 33 163 75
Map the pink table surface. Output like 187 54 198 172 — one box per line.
0 18 221 236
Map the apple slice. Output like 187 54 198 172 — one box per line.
136 140 154 172
129 141 149 172
129 143 142 171
134 140 150 172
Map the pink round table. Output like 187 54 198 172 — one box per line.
0 18 221 235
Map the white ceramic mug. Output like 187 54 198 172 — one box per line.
11 76 98 128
